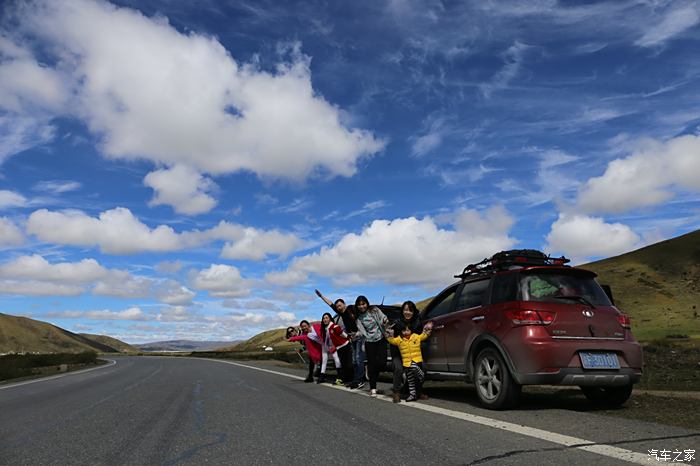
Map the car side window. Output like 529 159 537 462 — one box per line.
490 273 518 304
424 286 458 319
455 279 490 310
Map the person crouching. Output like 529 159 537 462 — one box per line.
386 321 433 402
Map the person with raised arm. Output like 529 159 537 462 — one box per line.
315 289 365 389
389 300 425 402
386 321 433 402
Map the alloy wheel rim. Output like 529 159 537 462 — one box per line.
477 356 501 401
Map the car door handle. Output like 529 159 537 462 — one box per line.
472 316 485 322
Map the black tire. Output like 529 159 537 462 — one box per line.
581 384 633 407
474 347 521 410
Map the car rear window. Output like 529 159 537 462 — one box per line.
519 271 612 306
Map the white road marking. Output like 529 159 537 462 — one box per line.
0 359 116 390
207 358 660 465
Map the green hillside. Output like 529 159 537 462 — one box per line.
217 328 298 352
0 313 123 354
583 229 700 340
80 333 139 353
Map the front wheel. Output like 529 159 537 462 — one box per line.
580 384 633 407
474 347 521 410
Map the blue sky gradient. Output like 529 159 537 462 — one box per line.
1 0 699 343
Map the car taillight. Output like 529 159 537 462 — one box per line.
505 309 556 325
617 313 631 329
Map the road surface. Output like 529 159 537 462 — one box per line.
1 356 697 465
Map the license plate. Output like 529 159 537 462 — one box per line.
579 352 620 369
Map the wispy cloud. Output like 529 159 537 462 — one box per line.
635 2 699 47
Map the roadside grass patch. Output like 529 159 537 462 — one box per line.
638 339 700 391
0 352 98 381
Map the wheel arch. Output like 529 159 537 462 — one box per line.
466 334 522 384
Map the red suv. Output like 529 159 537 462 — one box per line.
421 249 643 410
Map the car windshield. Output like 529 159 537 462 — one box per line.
519 272 612 306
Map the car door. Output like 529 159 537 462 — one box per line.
443 279 490 372
421 284 459 372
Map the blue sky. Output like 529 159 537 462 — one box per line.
1 0 699 344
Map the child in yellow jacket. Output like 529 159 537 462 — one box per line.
386 321 433 402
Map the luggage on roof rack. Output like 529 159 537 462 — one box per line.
455 249 570 279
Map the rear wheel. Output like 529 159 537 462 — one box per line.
580 384 633 407
474 347 521 410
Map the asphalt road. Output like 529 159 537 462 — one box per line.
0 356 697 465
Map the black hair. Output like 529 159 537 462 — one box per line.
399 300 423 334
355 295 369 308
299 319 310 327
402 300 418 317
285 326 296 339
333 298 345 312
320 312 333 339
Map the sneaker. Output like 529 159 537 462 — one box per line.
349 383 359 390
392 392 401 403
370 389 377 398
316 374 325 384
406 395 417 402
375 389 385 395
356 381 366 390
304 377 313 383
334 379 344 386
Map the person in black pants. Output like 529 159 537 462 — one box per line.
390 300 424 402
355 295 389 397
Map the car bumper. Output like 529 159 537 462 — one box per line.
515 367 642 386
501 328 643 386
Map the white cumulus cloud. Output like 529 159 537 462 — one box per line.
545 214 641 262
26 207 304 259
0 254 107 284
267 206 516 287
144 165 218 215
4 0 384 180
193 264 252 298
577 134 700 214
0 217 24 246
47 307 148 321
27 207 183 254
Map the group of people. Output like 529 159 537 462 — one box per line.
285 291 433 402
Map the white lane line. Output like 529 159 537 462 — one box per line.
206 358 656 465
0 359 117 390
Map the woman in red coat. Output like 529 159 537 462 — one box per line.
320 312 354 385
287 320 322 382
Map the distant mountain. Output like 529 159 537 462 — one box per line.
0 313 130 354
583 229 700 340
136 340 240 352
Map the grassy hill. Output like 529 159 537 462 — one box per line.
80 334 139 353
583 229 700 340
216 328 298 352
0 313 129 354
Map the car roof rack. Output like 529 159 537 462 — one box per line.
455 249 570 279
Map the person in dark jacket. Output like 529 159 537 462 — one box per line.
315 289 365 389
390 300 425 403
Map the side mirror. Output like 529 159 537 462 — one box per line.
601 284 615 305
